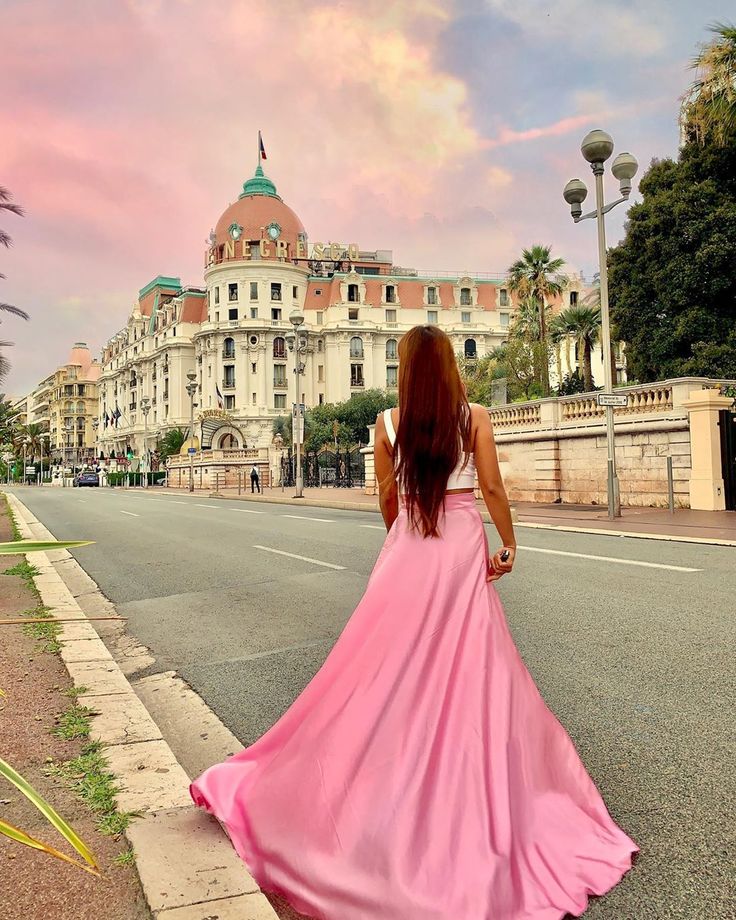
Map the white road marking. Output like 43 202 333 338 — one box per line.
119 510 139 517
281 514 334 523
77 500 87 504
360 524 386 531
229 508 265 514
252 545 345 570
172 501 188 505
517 544 701 573
194 504 218 509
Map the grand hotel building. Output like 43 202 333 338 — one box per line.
98 163 595 466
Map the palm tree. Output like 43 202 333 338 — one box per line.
548 315 567 389
557 305 602 392
14 423 47 461
682 21 736 146
0 187 29 382
157 426 187 461
507 245 567 397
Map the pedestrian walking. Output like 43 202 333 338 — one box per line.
250 464 260 493
191 325 637 919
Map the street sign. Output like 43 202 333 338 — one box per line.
25 466 35 474
187 447 197 455
597 392 629 408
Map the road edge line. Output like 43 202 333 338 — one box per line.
3 490 279 920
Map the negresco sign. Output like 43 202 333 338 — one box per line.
206 240 359 267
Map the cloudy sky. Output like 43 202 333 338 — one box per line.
1 0 732 395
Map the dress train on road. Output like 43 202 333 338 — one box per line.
191 493 637 919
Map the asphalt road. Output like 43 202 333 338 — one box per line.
8 485 736 919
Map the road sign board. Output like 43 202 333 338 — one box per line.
187 447 197 455
597 392 629 408
25 466 36 474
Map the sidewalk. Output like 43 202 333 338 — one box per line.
4 490 279 920
159 485 736 545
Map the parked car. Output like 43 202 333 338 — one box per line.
74 471 100 487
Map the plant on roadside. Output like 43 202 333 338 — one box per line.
53 704 93 741
0 540 92 556
22 605 62 653
113 848 135 867
46 741 137 838
0 756 100 875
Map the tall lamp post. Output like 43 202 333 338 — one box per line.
185 371 198 493
286 309 306 498
563 129 638 520
140 397 151 488
64 421 74 487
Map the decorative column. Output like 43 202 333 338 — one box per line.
683 389 733 511
362 423 376 495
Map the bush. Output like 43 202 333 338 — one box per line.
105 472 166 487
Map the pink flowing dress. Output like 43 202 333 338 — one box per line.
191 492 637 919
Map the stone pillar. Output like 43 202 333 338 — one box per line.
362 423 376 495
683 389 733 511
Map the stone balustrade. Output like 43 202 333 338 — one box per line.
364 377 736 510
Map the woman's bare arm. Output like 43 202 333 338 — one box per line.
472 404 516 578
374 411 399 531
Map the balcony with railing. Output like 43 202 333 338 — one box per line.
222 379 236 390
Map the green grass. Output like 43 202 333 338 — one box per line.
63 685 90 699
2 558 41 599
45 741 138 837
20 604 61 653
53 704 94 741
2 494 22 541
112 848 136 868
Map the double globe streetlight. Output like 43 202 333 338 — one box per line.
563 129 638 520
185 371 198 493
140 397 151 488
286 309 307 499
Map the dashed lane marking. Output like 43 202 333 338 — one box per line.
229 508 265 514
281 514 334 523
118 510 139 517
252 545 346 570
517 544 701 572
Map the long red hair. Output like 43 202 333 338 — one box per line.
394 325 471 538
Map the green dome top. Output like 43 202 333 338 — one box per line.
239 165 280 199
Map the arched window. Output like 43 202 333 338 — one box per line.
223 337 235 358
464 338 477 359
65 401 73 413
273 336 286 358
77 400 85 413
350 336 364 358
386 338 398 360
460 287 472 306
347 283 359 303
219 433 238 449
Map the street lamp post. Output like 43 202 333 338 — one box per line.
64 421 74 487
287 309 306 498
185 371 198 493
563 129 638 520
140 397 151 488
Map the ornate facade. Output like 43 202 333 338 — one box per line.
97 162 598 465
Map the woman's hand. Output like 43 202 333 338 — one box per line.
487 546 516 582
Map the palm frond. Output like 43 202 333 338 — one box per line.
0 303 29 320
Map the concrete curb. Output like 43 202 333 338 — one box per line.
203 489 514 526
4 490 279 920
515 521 736 547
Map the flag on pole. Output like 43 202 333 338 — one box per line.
258 131 267 161
216 384 224 409
114 405 122 427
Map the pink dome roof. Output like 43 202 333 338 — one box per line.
213 166 306 252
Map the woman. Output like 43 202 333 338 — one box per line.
191 326 637 919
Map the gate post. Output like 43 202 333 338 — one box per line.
682 389 734 510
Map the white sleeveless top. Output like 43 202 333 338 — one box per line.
383 408 477 491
